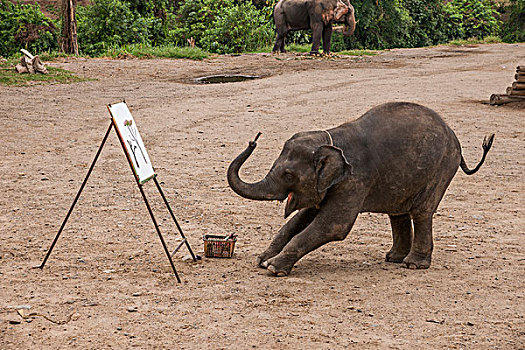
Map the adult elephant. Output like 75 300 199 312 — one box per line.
272 0 356 55
227 102 495 276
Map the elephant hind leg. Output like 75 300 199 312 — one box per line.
403 215 433 269
386 214 413 263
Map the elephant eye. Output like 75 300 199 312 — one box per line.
283 171 295 182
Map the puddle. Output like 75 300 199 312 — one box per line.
193 74 260 84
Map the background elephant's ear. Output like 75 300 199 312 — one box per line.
314 145 352 193
334 0 349 21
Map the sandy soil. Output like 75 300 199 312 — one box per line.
1 44 524 349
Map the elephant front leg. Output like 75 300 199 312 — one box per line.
257 207 318 268
309 23 323 55
386 214 413 263
403 215 433 269
272 31 287 53
322 25 333 54
266 207 359 276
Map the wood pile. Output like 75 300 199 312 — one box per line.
490 66 525 105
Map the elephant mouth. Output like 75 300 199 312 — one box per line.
284 192 297 218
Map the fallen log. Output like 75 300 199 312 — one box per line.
507 87 525 96
512 82 525 90
515 74 525 82
490 94 525 105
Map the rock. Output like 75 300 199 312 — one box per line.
132 292 142 297
426 319 444 324
127 307 137 312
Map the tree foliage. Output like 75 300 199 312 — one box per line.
0 0 57 57
169 0 273 53
0 0 520 58
501 0 525 42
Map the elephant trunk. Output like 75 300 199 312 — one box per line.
343 6 356 36
227 134 287 201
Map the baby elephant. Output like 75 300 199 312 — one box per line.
227 102 494 276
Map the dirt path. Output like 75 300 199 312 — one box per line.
1 44 524 349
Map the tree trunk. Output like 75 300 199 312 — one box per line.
61 0 79 55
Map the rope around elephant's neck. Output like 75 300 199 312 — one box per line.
323 130 334 147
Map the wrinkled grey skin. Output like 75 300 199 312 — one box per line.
272 0 356 55
227 102 495 277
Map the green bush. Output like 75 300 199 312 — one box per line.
169 0 232 47
332 0 501 50
0 0 57 57
200 2 274 53
502 0 525 42
170 0 273 53
443 0 501 40
76 0 163 55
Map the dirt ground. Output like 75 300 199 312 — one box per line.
1 44 524 349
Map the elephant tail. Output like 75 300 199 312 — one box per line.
460 134 495 175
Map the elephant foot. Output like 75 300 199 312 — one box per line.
256 248 282 268
309 51 321 56
264 253 296 277
256 256 266 268
267 264 288 277
385 249 409 263
402 252 431 269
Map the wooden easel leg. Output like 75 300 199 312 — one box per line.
38 122 114 269
112 120 182 282
153 177 197 261
135 182 182 283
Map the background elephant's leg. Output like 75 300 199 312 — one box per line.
402 215 433 269
257 207 318 267
273 13 289 53
322 25 333 54
309 22 323 54
272 30 288 53
386 214 413 263
266 208 359 276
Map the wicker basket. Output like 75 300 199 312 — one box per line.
203 234 236 258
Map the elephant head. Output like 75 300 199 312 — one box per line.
335 0 356 37
227 132 352 218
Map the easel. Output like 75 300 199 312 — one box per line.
38 102 196 283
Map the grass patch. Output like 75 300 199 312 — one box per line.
337 49 379 56
0 58 89 86
286 44 312 53
97 44 209 60
448 36 502 45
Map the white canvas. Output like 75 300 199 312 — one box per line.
108 102 156 184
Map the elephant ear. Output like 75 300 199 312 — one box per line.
314 145 352 193
334 0 349 22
